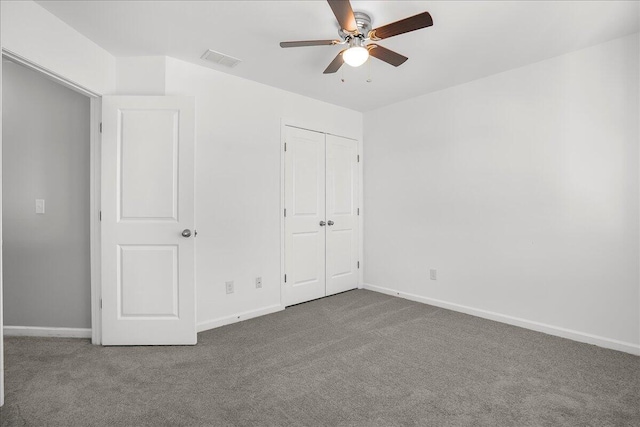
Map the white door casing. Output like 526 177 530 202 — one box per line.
101 96 196 345
284 126 326 306
325 134 359 296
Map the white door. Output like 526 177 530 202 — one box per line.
283 126 359 306
101 96 196 345
284 126 326 306
325 134 359 295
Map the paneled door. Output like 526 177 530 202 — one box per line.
284 126 327 306
283 126 359 307
325 135 359 296
101 96 196 345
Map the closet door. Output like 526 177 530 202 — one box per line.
325 134 359 296
284 126 326 306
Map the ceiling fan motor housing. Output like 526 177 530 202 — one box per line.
339 11 372 40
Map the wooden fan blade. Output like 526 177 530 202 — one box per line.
280 40 338 48
323 50 346 74
368 44 408 67
368 12 433 40
327 0 358 33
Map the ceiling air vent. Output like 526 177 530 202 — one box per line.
201 49 242 68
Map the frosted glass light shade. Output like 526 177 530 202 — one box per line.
343 46 369 67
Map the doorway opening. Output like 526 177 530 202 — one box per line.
1 51 101 344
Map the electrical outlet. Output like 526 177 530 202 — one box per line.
255 277 262 289
226 281 234 294
430 269 437 280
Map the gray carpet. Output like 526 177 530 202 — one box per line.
0 289 638 426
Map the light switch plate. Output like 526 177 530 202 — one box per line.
35 199 45 214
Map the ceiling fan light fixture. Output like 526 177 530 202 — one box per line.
343 38 369 67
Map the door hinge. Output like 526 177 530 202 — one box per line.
357 261 360 269
99 211 102 221
357 154 360 163
100 298 103 309
284 142 287 152
284 208 287 217
284 274 287 283
99 122 102 133
357 208 360 216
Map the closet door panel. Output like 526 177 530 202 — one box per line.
325 134 359 295
284 126 326 306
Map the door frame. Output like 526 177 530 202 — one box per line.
280 119 363 306
1 48 103 345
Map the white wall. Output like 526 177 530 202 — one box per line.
116 56 166 95
164 57 363 329
0 0 116 95
3 60 91 329
363 33 640 353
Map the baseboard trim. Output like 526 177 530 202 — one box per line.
197 304 284 333
4 326 92 338
363 283 640 356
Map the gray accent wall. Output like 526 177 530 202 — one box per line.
2 60 91 329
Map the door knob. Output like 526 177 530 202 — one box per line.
319 221 326 226
327 220 334 226
182 229 192 238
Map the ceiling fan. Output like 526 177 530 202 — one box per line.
280 0 433 74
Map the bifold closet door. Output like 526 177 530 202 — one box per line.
284 126 326 306
325 135 359 296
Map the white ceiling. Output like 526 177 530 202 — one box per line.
37 1 639 112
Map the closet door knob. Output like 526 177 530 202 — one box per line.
181 229 192 238
327 220 334 226
319 221 326 226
